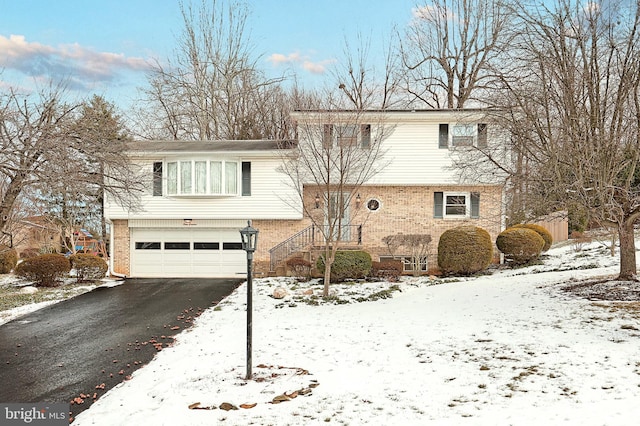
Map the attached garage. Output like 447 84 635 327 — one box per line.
130 227 246 278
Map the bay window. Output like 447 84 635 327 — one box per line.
164 159 246 196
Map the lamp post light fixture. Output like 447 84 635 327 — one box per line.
239 220 258 380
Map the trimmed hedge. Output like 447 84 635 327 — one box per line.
316 250 372 283
512 224 553 252
496 227 545 264
372 259 403 282
15 254 71 287
70 253 108 282
437 226 493 275
0 245 18 274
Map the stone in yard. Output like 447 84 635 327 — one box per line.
301 288 313 296
272 287 288 299
19 286 38 294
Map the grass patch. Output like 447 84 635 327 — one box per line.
0 282 96 312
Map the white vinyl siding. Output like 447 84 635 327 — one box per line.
105 158 302 220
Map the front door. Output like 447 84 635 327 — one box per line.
326 192 351 241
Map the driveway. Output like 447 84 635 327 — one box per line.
0 278 242 420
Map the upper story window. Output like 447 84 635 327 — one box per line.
434 191 480 219
439 123 487 149
323 124 371 148
159 160 249 196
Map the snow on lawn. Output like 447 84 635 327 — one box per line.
74 242 640 425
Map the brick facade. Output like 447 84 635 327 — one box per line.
252 184 503 275
111 219 130 276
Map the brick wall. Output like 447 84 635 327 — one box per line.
255 185 503 274
111 219 130 276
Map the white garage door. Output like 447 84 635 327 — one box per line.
130 228 246 277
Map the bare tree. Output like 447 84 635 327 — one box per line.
400 0 512 108
382 234 433 276
466 0 640 280
135 0 290 141
282 103 392 296
0 86 144 246
332 33 405 109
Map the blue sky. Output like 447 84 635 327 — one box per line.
0 0 416 110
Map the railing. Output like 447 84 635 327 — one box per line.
269 224 363 272
269 225 317 272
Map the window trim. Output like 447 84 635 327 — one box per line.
434 191 480 219
164 159 242 196
323 123 372 148
439 123 488 149
379 255 428 272
444 192 470 218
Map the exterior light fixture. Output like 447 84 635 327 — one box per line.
315 193 321 209
355 194 362 209
239 220 259 380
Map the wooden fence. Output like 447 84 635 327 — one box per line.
532 211 569 243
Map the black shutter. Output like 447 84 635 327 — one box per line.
361 124 371 148
434 192 444 218
471 192 480 218
323 124 333 148
242 162 251 196
478 124 487 148
439 124 449 149
152 162 162 196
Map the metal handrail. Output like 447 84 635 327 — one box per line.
269 224 363 271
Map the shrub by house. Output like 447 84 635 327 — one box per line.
437 226 493 275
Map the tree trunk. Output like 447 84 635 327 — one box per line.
323 247 334 297
617 219 637 281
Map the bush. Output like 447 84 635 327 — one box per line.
0 245 18 274
286 256 312 280
372 259 403 282
512 224 553 252
437 226 493 276
20 248 40 259
496 227 545 264
15 254 71 287
316 250 372 283
70 253 108 282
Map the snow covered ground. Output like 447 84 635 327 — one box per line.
35 242 640 424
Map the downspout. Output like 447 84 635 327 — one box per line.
107 220 127 279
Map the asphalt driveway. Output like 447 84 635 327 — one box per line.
0 278 242 420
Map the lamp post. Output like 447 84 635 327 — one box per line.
239 220 258 380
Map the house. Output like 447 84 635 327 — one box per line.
104 110 505 278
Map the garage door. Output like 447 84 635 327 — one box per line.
130 228 246 277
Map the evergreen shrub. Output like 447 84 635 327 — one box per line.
512 224 553 252
316 250 372 282
0 245 18 274
496 227 545 264
70 253 108 282
15 254 71 287
437 226 493 275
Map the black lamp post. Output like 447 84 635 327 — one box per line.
239 220 258 380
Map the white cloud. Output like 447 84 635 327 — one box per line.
267 51 335 75
0 34 151 90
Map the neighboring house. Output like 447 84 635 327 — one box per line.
104 110 505 278
12 216 62 256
